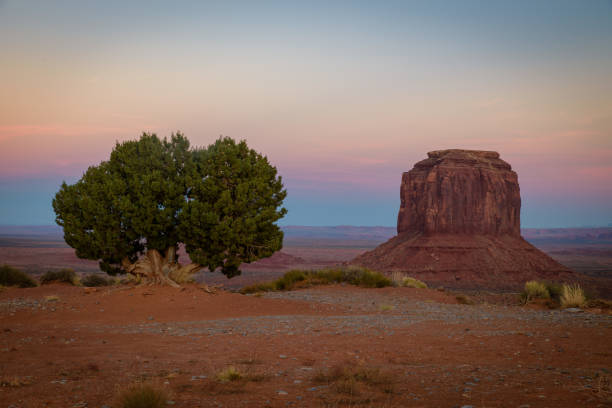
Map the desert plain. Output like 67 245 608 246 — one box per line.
0 226 611 407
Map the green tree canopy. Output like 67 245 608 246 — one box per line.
53 133 286 283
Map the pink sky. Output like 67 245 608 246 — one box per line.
0 1 610 226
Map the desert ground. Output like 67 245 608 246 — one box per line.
1 283 611 408
0 226 611 407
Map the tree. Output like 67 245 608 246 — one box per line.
53 133 286 286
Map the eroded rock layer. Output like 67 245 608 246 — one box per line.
353 149 572 289
397 149 521 236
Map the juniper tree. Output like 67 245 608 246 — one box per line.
53 133 286 286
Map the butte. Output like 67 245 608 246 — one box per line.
352 149 573 289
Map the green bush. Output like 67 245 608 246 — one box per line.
240 266 392 294
40 268 77 285
81 274 110 287
544 282 563 300
0 265 37 288
275 269 307 290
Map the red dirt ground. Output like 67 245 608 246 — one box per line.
1 284 610 407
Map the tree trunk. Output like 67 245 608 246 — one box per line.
122 248 202 287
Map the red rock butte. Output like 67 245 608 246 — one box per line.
353 149 573 289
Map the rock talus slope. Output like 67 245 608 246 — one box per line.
353 149 572 289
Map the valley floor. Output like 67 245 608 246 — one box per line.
0 284 610 407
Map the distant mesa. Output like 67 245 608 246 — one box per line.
352 149 573 289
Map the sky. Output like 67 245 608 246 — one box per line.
1 0 611 228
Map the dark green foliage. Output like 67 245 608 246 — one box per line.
53 133 286 278
179 137 286 277
81 274 111 287
240 266 392 294
40 268 77 285
0 265 37 288
544 282 563 300
53 133 191 275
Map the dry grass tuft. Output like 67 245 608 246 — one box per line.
390 272 427 288
112 380 170 408
455 294 475 305
313 362 395 395
216 366 242 382
522 280 550 303
560 284 585 308
400 277 428 289
0 376 33 387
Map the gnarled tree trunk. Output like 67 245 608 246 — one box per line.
122 247 202 287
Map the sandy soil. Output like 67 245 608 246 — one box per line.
1 284 610 407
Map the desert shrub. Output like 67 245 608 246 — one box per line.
40 268 77 285
313 362 395 395
586 298 612 310
81 274 110 287
216 366 242 382
455 294 475 305
0 265 37 288
521 280 550 303
240 266 392 294
339 266 392 288
275 269 307 290
560 284 585 308
400 276 428 289
544 282 563 300
113 381 169 408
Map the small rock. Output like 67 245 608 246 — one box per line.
277 390 288 395
278 354 287 359
148 316 155 320
564 308 583 313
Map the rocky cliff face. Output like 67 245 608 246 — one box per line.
353 149 573 290
397 150 521 236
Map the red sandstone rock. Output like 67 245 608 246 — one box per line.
353 149 573 289
398 149 520 236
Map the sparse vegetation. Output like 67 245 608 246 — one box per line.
40 268 77 285
313 362 395 395
390 271 428 288
521 280 550 303
379 304 394 311
216 366 242 382
240 266 392 294
0 265 37 288
455 294 475 305
81 274 111 287
112 381 170 408
0 376 33 387
560 283 586 308
400 276 428 288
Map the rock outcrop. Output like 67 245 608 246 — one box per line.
353 149 573 289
